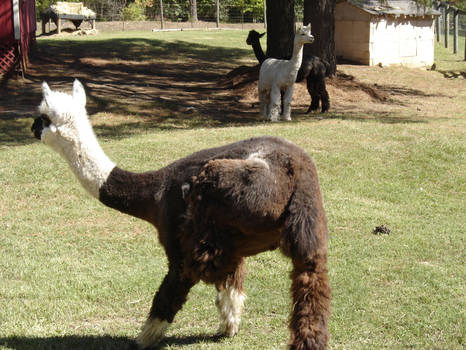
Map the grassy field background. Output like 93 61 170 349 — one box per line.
0 30 465 349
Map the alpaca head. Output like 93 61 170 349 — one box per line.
246 30 265 45
295 24 314 46
32 80 91 155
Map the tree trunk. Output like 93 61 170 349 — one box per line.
266 0 295 59
303 0 336 75
190 0 198 22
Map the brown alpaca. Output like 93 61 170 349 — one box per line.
31 80 331 349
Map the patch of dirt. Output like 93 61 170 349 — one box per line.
220 66 392 109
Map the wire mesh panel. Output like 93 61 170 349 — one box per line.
76 1 304 28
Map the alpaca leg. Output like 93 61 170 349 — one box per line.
281 86 294 121
269 87 281 122
288 257 331 350
259 89 269 120
319 80 330 113
280 181 330 349
306 77 320 113
215 258 247 337
137 267 195 349
280 90 285 117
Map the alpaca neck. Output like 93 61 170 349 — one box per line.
98 166 165 223
289 40 305 76
58 121 166 224
59 123 115 200
252 41 266 64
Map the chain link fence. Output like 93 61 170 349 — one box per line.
69 1 304 31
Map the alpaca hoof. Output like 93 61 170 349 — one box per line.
136 318 170 350
217 322 239 337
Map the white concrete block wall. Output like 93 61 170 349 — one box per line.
335 2 436 68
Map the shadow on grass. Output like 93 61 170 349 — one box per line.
0 335 134 350
0 36 260 147
0 333 224 350
292 110 428 125
0 35 439 147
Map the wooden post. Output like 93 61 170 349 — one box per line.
160 0 164 30
453 10 458 54
57 17 61 34
434 4 440 42
444 5 449 48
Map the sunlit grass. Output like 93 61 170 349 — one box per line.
1 30 465 350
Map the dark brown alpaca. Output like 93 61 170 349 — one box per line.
32 80 331 349
246 30 267 64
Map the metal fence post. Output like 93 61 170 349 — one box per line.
444 5 449 48
263 0 266 29
160 0 164 30
453 10 458 54
216 0 219 28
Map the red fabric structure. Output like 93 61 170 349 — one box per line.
0 0 36 75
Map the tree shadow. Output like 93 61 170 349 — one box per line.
437 70 466 79
0 333 224 350
0 36 259 147
0 34 445 148
0 335 134 350
294 111 428 124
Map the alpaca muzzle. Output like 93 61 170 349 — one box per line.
31 115 51 140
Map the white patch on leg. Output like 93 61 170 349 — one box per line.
216 285 246 337
136 318 170 349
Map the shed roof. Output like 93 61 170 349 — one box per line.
339 0 440 16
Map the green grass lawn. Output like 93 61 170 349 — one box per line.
0 30 465 349
435 38 466 75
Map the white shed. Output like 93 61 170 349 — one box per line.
335 0 440 67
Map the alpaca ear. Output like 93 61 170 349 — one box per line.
42 81 52 106
72 79 86 107
259 32 265 38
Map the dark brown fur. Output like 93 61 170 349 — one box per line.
98 136 330 349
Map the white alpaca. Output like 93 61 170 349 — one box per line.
258 25 314 122
32 80 330 349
